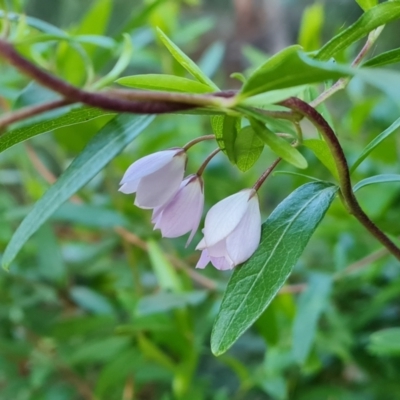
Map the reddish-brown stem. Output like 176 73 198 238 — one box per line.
197 148 221 176
0 98 72 131
0 39 234 114
281 97 400 261
253 158 282 192
183 134 215 151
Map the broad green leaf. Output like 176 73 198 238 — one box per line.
2 114 153 269
211 182 338 355
239 86 307 107
222 116 241 163
368 328 400 355
211 115 241 161
147 240 182 293
363 48 400 68
93 33 133 89
298 3 324 51
251 119 308 169
233 126 264 172
316 2 400 61
116 74 213 93
156 28 219 90
240 46 347 98
292 273 332 364
236 105 297 136
0 106 115 154
303 139 339 179
351 116 400 173
353 174 400 192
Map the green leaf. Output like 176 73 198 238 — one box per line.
363 48 400 68
136 291 207 316
116 74 213 93
351 116 400 173
211 182 338 355
356 0 378 11
292 273 332 364
303 139 339 179
239 86 307 107
0 106 115 154
298 3 324 51
353 174 400 192
156 28 219 90
93 33 133 89
368 328 400 356
147 240 182 293
316 2 400 61
2 114 153 269
211 116 241 162
250 119 308 169
233 126 264 172
240 46 347 98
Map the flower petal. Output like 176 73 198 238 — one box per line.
210 255 235 271
120 149 181 185
118 180 139 194
226 194 261 265
206 239 229 258
203 189 253 247
154 175 204 240
134 153 186 209
195 250 210 269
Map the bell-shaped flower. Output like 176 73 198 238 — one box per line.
119 148 187 209
152 174 204 245
195 189 261 270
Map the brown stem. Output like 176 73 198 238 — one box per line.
183 134 215 151
281 97 400 261
253 158 281 191
0 39 234 114
0 98 72 131
197 148 221 176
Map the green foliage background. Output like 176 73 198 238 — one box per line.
1 0 400 399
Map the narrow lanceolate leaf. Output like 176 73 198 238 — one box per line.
0 106 115 154
116 74 213 93
363 48 400 68
303 139 339 180
251 119 308 169
368 328 400 355
292 273 332 364
240 46 347 98
2 114 153 269
211 182 338 356
233 126 264 172
316 2 400 61
351 116 400 174
356 0 378 11
156 28 219 90
353 174 400 192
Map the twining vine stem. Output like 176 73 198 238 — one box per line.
281 97 400 261
0 36 399 260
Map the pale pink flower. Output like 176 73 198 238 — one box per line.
195 189 261 270
152 174 204 245
119 148 187 209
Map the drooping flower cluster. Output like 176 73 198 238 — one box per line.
119 146 261 270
